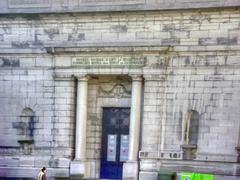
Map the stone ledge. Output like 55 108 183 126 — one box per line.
139 171 240 180
158 160 240 176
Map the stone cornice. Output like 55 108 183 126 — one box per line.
0 45 240 54
46 45 240 54
45 45 171 54
0 1 239 14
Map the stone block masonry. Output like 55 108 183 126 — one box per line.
0 9 239 49
0 6 240 180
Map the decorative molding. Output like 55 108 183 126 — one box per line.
98 83 131 98
45 45 240 54
130 74 142 81
76 75 90 82
45 45 171 54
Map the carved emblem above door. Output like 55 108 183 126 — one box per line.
98 83 131 98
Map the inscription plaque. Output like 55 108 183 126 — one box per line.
8 0 51 8
72 56 144 68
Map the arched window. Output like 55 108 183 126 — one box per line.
181 110 199 160
12 108 35 155
189 110 199 145
19 108 35 140
182 110 199 146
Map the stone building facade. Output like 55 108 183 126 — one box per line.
0 1 240 180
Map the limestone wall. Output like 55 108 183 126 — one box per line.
0 9 239 50
0 8 240 179
0 55 70 177
140 52 240 178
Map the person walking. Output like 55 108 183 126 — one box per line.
38 167 47 180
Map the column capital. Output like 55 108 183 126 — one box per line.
130 74 142 81
74 74 90 82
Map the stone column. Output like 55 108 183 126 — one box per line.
129 75 142 161
75 75 88 160
123 75 142 179
70 75 90 178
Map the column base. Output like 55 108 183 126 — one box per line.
122 161 139 180
70 160 90 178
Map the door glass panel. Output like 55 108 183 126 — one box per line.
120 135 129 162
107 134 117 162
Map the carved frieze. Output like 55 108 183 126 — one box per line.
98 83 131 98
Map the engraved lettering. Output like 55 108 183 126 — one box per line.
71 56 144 68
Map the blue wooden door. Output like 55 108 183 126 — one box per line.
100 107 130 179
